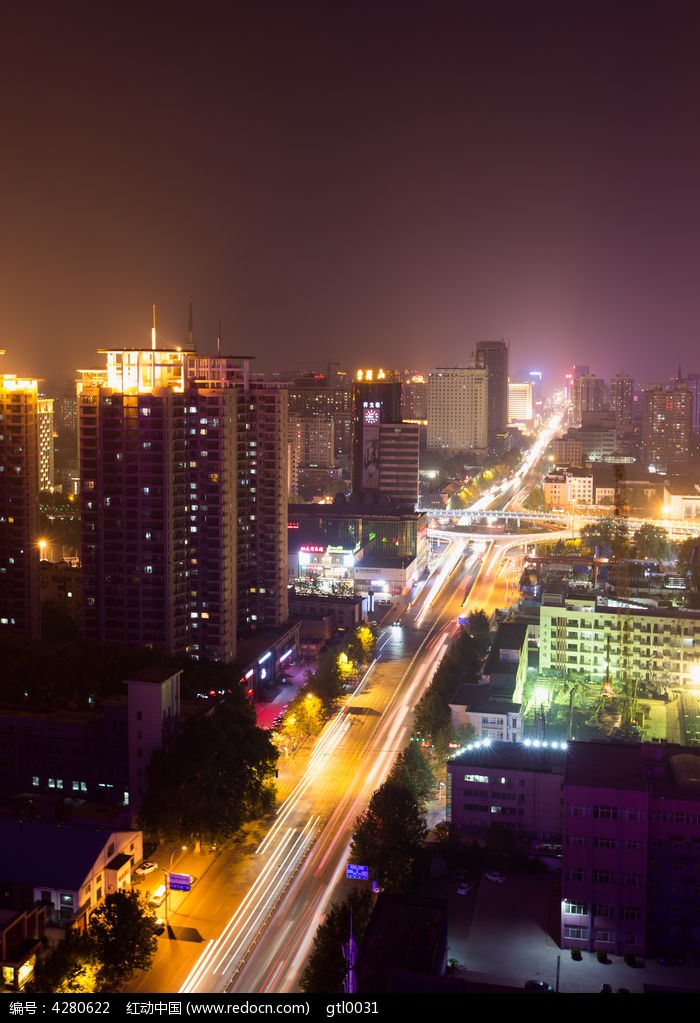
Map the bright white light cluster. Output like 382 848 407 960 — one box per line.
523 739 568 752
453 737 569 757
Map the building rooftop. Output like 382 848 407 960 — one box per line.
0 818 135 890
448 738 568 774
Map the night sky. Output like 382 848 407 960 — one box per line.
3 0 700 393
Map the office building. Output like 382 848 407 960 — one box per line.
426 361 488 456
78 341 288 663
508 380 533 425
0 370 41 638
351 369 419 510
475 339 509 450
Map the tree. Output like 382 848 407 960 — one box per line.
31 928 98 993
298 889 373 993
282 691 325 747
350 780 428 893
138 695 278 848
633 523 672 563
389 742 435 807
522 485 547 512
87 889 158 991
579 515 629 560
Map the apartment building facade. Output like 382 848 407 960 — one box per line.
78 346 289 663
539 597 700 690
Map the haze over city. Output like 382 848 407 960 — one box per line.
3 0 700 390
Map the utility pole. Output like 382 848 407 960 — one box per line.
342 908 357 993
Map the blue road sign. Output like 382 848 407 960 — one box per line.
346 863 369 880
168 872 191 892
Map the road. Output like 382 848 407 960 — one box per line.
125 530 522 994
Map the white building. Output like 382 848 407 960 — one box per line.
508 380 533 424
539 597 700 690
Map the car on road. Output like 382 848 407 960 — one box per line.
484 869 506 884
457 882 473 895
134 861 159 877
524 980 553 992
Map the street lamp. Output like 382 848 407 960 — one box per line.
164 844 187 933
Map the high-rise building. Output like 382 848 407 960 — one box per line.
528 370 543 414
426 360 488 455
508 381 533 424
475 339 509 450
286 370 352 466
78 342 288 663
641 383 692 471
400 374 428 421
571 373 607 427
608 373 634 431
0 369 41 638
38 397 55 491
351 369 419 509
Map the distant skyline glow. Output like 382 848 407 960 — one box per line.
2 2 700 393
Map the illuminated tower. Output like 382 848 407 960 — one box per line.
351 369 419 509
78 331 288 661
0 366 41 638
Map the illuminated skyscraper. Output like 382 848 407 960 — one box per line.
78 340 288 662
0 368 41 638
351 369 419 509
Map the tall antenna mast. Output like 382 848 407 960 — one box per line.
217 320 222 357
188 294 194 349
151 304 157 351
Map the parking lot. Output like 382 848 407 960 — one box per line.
422 863 700 993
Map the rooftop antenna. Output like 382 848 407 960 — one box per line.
151 304 157 351
188 294 194 348
217 320 221 357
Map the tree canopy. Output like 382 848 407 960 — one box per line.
137 695 278 848
350 779 428 894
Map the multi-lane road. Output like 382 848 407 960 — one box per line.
124 526 552 996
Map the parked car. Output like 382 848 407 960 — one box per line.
524 980 553 992
484 869 506 884
151 916 166 935
135 860 159 877
457 882 473 895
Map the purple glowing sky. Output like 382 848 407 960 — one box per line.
2 0 700 394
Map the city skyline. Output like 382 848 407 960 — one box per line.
3 2 700 390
